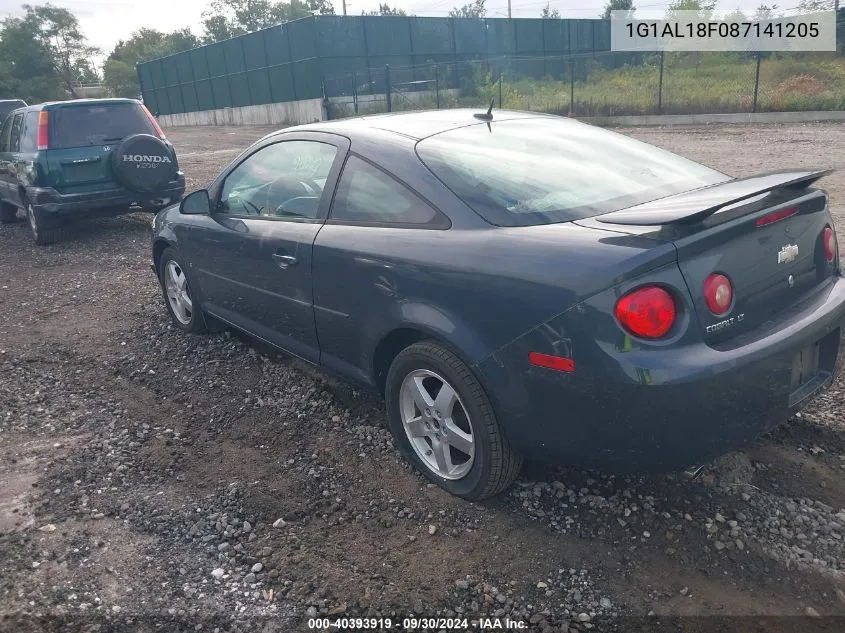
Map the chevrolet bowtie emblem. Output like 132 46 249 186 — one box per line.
778 244 799 264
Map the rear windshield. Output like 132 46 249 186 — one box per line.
50 103 155 149
416 117 730 227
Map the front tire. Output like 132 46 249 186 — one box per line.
158 247 207 334
26 205 59 245
385 340 522 500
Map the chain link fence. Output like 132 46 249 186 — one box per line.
322 48 845 120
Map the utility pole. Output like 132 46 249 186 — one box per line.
343 0 347 15
508 0 512 18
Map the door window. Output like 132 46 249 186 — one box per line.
218 140 338 220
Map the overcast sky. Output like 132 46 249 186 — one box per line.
0 0 782 59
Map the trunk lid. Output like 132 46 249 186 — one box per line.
44 101 158 193
592 170 839 345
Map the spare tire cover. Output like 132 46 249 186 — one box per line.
111 134 177 193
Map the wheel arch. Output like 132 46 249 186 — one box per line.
152 237 176 276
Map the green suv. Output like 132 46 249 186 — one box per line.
0 98 185 245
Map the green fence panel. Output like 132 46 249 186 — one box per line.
242 31 268 71
180 84 199 112
293 58 321 99
410 17 453 56
486 19 515 57
211 76 232 108
321 56 369 77
247 69 272 104
515 19 544 55
453 18 486 55
137 63 154 92
153 86 170 115
162 56 180 88
316 16 367 58
543 19 565 54
205 43 227 78
175 51 193 84
147 60 165 89
229 72 250 107
195 79 215 110
143 88 160 115
594 19 611 51
264 26 290 66
569 20 595 52
268 63 296 102
166 85 184 114
287 17 317 62
363 16 412 56
223 38 246 74
190 47 210 80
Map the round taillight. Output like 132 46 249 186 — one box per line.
615 286 676 339
823 226 837 263
703 273 733 316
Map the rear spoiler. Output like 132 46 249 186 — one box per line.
595 169 832 226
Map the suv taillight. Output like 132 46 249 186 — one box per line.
141 104 166 140
36 111 49 150
615 286 676 339
823 226 838 263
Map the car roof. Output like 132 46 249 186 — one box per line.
286 108 560 142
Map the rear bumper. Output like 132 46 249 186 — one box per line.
27 174 185 222
477 275 845 471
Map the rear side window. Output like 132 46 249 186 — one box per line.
9 114 23 152
19 112 38 153
49 103 155 149
330 155 446 228
416 118 730 227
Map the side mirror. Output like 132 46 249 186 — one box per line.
180 189 211 215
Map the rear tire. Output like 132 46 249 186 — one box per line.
158 247 207 334
0 201 18 224
385 340 522 500
26 204 59 245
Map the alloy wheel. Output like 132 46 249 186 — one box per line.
399 369 475 480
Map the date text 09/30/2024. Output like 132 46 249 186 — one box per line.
307 617 530 629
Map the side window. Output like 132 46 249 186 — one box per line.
19 112 37 153
0 117 12 153
9 114 23 152
218 140 337 220
329 155 447 228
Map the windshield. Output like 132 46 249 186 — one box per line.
416 117 731 227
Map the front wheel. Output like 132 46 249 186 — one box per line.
385 340 522 500
158 247 207 334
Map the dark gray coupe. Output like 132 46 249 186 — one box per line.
151 110 845 500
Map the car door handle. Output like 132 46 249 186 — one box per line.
273 253 298 268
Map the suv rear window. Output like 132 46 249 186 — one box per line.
50 103 156 149
415 117 730 227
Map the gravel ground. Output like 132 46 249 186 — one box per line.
2 120 845 633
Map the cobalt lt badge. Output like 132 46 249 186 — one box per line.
778 244 799 265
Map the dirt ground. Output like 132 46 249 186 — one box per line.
2 120 845 633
